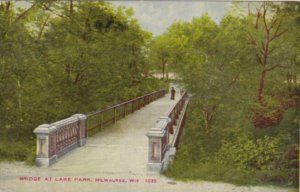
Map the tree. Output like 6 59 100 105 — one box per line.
247 3 294 101
149 35 172 80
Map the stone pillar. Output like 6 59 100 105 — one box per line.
34 114 87 167
72 114 87 146
34 124 57 167
146 117 170 172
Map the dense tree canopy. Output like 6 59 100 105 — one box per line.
0 0 164 149
157 2 299 187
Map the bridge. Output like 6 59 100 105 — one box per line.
32 87 188 170
0 87 291 192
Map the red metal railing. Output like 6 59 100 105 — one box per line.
146 91 189 169
173 105 187 149
86 89 166 136
166 92 188 134
165 91 188 155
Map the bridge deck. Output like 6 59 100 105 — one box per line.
0 90 291 192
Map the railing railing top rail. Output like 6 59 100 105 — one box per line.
86 89 166 117
166 92 188 117
86 89 166 136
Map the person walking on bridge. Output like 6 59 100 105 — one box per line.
171 87 176 100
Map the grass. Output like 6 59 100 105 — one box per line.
165 161 297 187
0 138 36 166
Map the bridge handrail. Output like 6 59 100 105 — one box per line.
147 91 189 172
86 89 166 136
165 92 188 134
86 89 166 117
166 92 188 116
170 101 188 148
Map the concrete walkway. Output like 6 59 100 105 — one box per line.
0 90 296 192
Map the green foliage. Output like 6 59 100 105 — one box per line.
157 1 299 187
214 136 280 170
166 104 299 187
25 146 36 166
166 161 296 187
0 139 34 162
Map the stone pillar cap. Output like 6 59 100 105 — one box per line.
72 114 87 120
146 118 168 138
34 124 57 134
159 116 171 122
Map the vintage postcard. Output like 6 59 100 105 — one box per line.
0 1 299 192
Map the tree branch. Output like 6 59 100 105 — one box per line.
256 54 264 66
264 64 291 72
268 47 276 56
269 19 288 42
5 1 11 11
246 31 256 45
41 3 66 18
255 10 261 29
37 15 51 41
261 41 266 52
15 2 38 22
270 29 288 42
262 3 269 34
269 18 278 30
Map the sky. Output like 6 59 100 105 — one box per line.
16 1 233 36
109 1 232 36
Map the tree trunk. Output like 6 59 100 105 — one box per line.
202 105 217 135
17 79 23 124
257 70 267 101
166 70 169 80
70 0 73 15
162 60 165 80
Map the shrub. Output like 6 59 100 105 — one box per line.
0 139 35 164
214 136 281 170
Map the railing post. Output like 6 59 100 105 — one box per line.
124 104 127 117
138 98 141 109
72 114 87 146
132 101 134 113
34 124 55 167
34 114 87 167
100 113 104 131
113 108 117 123
168 113 174 134
146 117 170 172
